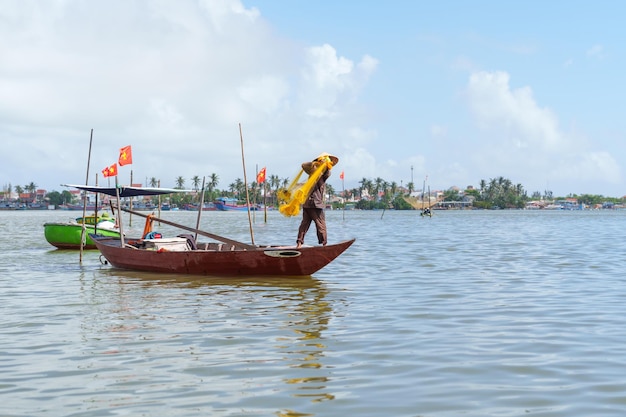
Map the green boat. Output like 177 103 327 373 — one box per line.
44 213 121 250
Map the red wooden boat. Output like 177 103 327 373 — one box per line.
63 184 354 277
91 234 355 276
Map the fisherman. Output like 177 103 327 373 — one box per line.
296 152 338 248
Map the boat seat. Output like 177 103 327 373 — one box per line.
204 242 236 251
143 237 190 251
206 242 223 251
177 234 198 250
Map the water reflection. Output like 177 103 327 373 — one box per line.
77 269 335 415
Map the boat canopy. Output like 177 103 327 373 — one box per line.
62 184 192 197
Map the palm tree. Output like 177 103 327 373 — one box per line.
234 178 244 197
381 180 390 203
14 185 24 202
149 177 158 187
175 176 185 189
488 178 498 200
191 175 201 191
326 184 335 202
208 173 219 190
359 178 373 199
374 177 384 198
26 182 37 201
479 179 487 196
207 173 219 201
343 188 352 200
406 182 414 195
269 174 280 206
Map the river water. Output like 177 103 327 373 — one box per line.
2 208 626 416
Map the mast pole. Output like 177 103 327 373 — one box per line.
194 176 206 242
79 128 94 263
239 123 255 245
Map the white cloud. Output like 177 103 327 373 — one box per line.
464 70 621 192
1 2 620 198
0 0 378 190
467 71 564 151
586 44 605 59
300 44 377 119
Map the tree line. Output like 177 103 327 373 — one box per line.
3 174 623 210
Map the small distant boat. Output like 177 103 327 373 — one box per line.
44 212 121 250
404 176 437 213
183 202 218 211
214 197 258 211
58 203 105 211
544 203 563 210
124 202 157 211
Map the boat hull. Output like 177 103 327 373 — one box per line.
214 197 258 211
44 223 121 249
91 235 355 276
214 203 258 211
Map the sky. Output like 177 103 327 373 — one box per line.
1 0 625 197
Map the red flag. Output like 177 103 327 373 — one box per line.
339 171 344 180
119 145 133 166
256 167 266 184
102 163 118 178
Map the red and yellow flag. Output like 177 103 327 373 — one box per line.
256 167 266 184
102 163 118 178
339 171 344 180
118 145 133 166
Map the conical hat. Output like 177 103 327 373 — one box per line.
302 161 317 175
314 152 339 166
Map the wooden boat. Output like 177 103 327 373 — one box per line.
92 234 355 276
182 202 218 211
64 184 355 276
405 178 436 214
58 203 105 211
214 197 258 211
44 213 121 249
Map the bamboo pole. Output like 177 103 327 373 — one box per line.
341 173 345 221
94 173 99 236
239 123 255 245
79 129 94 263
115 176 125 246
129 169 133 227
194 176 206 242
264 180 267 223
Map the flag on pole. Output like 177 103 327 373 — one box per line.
339 171 344 180
119 145 133 166
256 167 266 184
102 163 118 177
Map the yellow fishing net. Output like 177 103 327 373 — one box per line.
277 156 334 217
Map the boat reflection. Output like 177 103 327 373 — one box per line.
80 269 338 414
